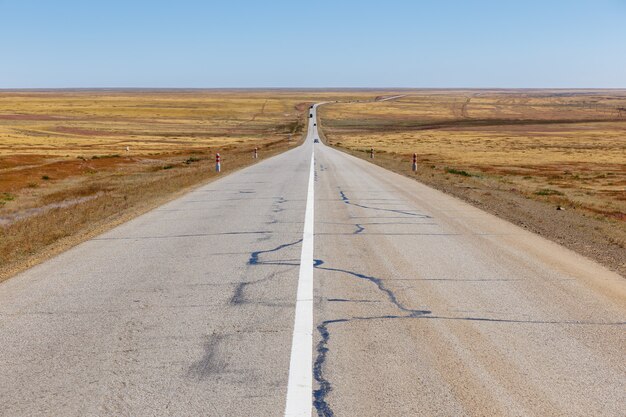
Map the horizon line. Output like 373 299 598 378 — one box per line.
2 87 626 92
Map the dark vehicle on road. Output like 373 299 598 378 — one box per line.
314 138 319 143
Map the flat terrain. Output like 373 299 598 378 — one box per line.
319 90 626 274
0 92 624 415
1 109 624 416
0 90 382 279
313 140 625 417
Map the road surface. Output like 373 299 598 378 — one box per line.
0 105 624 416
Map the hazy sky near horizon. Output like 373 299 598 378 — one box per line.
1 0 625 88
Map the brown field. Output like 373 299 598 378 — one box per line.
3 89 625 279
319 90 626 274
0 89 387 279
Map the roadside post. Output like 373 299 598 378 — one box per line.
216 153 221 173
253 147 258 159
412 153 417 172
370 147 374 159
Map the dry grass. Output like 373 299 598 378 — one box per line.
1 142 282 272
319 90 626 274
320 90 626 223
0 89 392 280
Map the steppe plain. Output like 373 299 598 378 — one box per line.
319 90 626 274
0 90 371 279
1 89 625 278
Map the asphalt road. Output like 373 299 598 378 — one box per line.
0 105 624 416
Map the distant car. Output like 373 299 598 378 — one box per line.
309 113 313 118
314 138 319 143
314 123 317 126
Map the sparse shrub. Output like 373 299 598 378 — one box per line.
185 156 201 164
92 154 120 160
0 193 15 205
162 165 174 170
42 175 50 180
445 168 472 177
534 188 564 196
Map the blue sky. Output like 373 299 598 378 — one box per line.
1 0 625 88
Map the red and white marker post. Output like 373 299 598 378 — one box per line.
253 147 258 159
215 152 221 173
412 153 417 172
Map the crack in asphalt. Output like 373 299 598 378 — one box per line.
94 231 272 241
319 221 437 235
339 190 431 218
311 257 624 416
248 239 302 266
327 298 381 303
313 318 346 417
351 220 439 235
230 195 302 305
230 272 280 305
313 259 430 316
229 239 302 305
312 258 431 416
188 334 225 380
271 196 288 214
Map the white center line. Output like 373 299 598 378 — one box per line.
284 148 315 417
